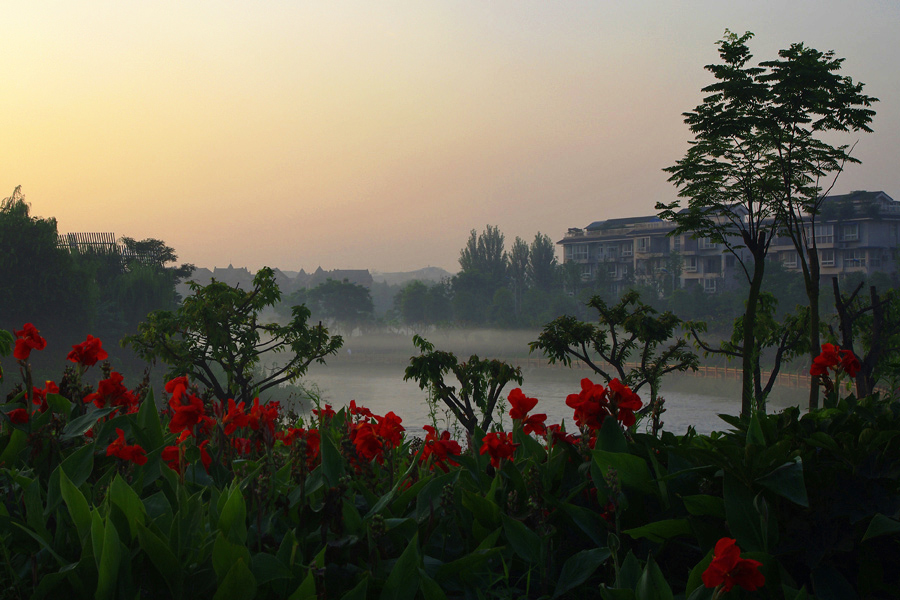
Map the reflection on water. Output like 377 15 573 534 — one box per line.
296 361 804 437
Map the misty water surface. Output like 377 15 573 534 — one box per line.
294 361 803 438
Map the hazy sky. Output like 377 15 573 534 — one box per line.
3 1 898 273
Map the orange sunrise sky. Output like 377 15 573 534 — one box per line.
3 1 898 273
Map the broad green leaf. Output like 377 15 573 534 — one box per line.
212 532 252 582
59 468 92 542
557 501 606 547
418 569 447 600
288 569 317 600
61 407 116 440
251 553 294 586
635 554 674 600
746 412 766 446
724 474 766 552
682 495 726 519
213 557 258 600
862 513 900 541
617 551 643 590
625 519 691 544
595 416 629 453
24 479 49 541
755 456 808 507
321 433 343 486
501 513 541 563
461 489 500 529
96 516 122 600
553 547 611 597
414 471 457 523
135 387 165 451
380 532 421 600
593 450 655 495
136 521 183 597
599 587 636 600
684 547 713 596
110 475 147 539
0 428 27 465
218 484 248 543
46 393 72 418
339 577 368 600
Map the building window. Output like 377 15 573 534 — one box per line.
672 235 681 252
607 263 617 278
636 237 650 253
567 244 588 261
783 251 798 268
580 264 592 280
845 249 865 267
815 224 834 245
699 237 718 250
621 242 633 257
841 223 859 242
820 249 835 267
684 256 698 272
703 278 717 293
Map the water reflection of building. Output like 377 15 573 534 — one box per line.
559 191 900 293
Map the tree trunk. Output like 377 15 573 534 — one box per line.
741 248 766 418
806 249 821 410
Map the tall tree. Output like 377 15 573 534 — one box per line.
454 225 508 325
528 232 558 293
508 237 530 316
759 43 876 410
658 30 876 414
658 31 781 417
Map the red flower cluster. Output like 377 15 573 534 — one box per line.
13 323 46 361
480 431 519 468
8 408 29 424
810 343 861 378
348 409 405 464
566 377 642 432
508 388 547 436
162 431 211 474
702 538 765 593
421 425 462 472
106 428 147 466
31 380 59 413
66 335 108 367
84 372 139 413
276 427 321 469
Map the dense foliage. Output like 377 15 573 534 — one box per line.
2 323 898 599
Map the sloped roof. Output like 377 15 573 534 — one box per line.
585 215 661 231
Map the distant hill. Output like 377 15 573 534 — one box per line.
371 267 454 286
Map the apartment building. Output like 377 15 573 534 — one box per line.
559 191 900 293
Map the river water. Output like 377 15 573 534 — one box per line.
288 360 805 438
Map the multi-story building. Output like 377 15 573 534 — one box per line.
559 191 900 293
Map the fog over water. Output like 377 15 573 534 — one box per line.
269 329 806 437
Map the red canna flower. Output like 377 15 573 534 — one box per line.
66 335 108 367
351 422 383 462
84 372 138 412
31 380 59 413
247 397 280 434
546 424 578 446
810 343 861 378
566 378 611 431
349 400 373 421
8 408 29 424
607 378 643 427
165 376 190 405
221 398 249 435
106 428 147 466
421 426 461 472
521 412 548 436
13 323 47 361
198 439 212 472
313 404 336 423
702 538 765 593
169 393 206 435
480 431 519 468
375 411 405 448
508 388 539 420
